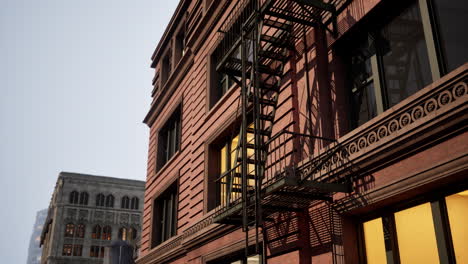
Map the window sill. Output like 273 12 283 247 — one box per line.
152 150 182 182
205 84 240 122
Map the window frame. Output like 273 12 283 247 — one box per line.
337 0 449 132
151 181 178 248
358 185 467 264
69 191 79 204
157 105 182 170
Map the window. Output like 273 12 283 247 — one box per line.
131 197 139 210
151 183 178 247
361 189 468 263
105 194 114 208
121 196 130 209
69 191 79 204
79 192 88 205
119 227 127 241
161 52 172 85
209 46 241 107
96 193 105 207
207 124 255 210
91 225 101 239
431 0 468 74
73 245 83 256
90 245 104 258
157 106 181 169
129 227 137 241
102 226 112 240
445 190 468 263
62 244 72 256
341 1 434 130
64 223 75 237
207 253 261 264
76 224 85 238
174 27 185 63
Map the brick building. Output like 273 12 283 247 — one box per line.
138 0 467 263
40 172 145 263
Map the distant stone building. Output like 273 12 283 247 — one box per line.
27 209 48 264
40 172 145 264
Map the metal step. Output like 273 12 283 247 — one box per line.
246 127 272 137
260 35 290 48
259 49 288 62
263 18 292 31
249 96 276 106
257 64 283 77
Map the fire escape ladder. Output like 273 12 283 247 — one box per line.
212 1 354 263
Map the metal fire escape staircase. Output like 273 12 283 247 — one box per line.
213 0 353 261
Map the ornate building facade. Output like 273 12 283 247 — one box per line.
40 172 145 264
138 0 467 263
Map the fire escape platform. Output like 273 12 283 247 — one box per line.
213 176 351 225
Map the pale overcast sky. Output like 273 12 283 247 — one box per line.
0 0 179 262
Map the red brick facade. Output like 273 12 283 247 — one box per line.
138 0 467 263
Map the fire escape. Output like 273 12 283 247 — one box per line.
212 0 353 262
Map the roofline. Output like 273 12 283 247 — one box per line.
58 171 146 186
150 0 190 68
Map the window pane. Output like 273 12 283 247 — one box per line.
381 2 432 108
363 218 387 264
445 190 468 263
394 203 439 264
433 0 468 73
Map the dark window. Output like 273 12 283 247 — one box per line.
158 107 181 169
73 244 83 256
341 1 434 130
90 245 103 258
431 0 468 73
91 225 101 239
209 46 241 107
129 227 138 241
62 244 72 256
76 224 85 238
161 52 172 85
64 223 75 237
131 197 139 210
102 226 112 240
151 183 178 248
96 193 105 207
174 28 186 63
105 194 114 208
79 192 88 205
69 191 79 204
121 196 130 209
380 2 432 108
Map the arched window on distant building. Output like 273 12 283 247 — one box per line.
105 194 114 208
121 196 130 209
118 227 127 241
69 191 79 204
96 194 105 207
64 223 75 237
79 192 88 205
129 227 137 241
131 197 139 210
102 226 112 240
76 224 85 238
92 225 101 239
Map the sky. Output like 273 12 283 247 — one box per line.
0 0 179 262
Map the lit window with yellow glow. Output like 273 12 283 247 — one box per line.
445 190 468 263
219 124 255 206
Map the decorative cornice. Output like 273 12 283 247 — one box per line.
297 63 467 186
